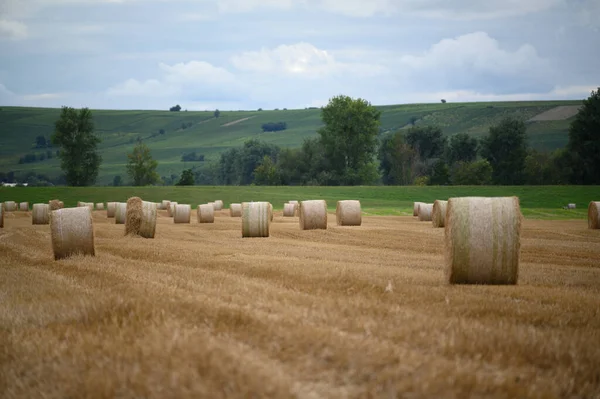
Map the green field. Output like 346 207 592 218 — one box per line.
1 185 597 220
0 100 582 185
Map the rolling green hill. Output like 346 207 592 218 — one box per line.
0 100 582 185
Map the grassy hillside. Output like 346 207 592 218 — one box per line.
1 185 597 220
0 100 582 185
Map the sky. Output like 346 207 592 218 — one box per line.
0 0 598 111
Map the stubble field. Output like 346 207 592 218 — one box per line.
1 208 599 398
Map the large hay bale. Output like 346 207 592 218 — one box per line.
230 203 242 217
32 203 50 225
115 202 127 224
106 202 117 218
283 203 295 217
197 204 215 223
299 200 327 230
208 202 215 210
19 202 29 211
168 202 178 217
50 206 95 261
432 200 448 228
588 201 600 229
4 201 16 212
445 196 521 285
125 197 157 238
49 199 63 211
96 203 105 210
413 202 425 217
214 200 224 211
336 200 362 226
418 203 433 222
173 204 191 224
0 203 4 228
242 201 270 237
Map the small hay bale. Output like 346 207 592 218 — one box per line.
168 202 178 217
4 201 16 212
229 203 242 217
242 201 270 237
173 204 191 224
0 203 4 228
125 197 157 238
32 203 50 225
106 202 117 218
19 202 29 211
588 201 600 229
432 200 448 228
445 196 521 285
289 200 299 216
197 204 215 223
161 200 171 211
115 202 127 224
418 203 433 222
336 200 362 226
413 202 425 217
50 206 95 260
283 203 295 217
49 199 63 211
567 203 577 209
269 202 273 222
299 200 327 230
214 200 224 211
96 203 104 210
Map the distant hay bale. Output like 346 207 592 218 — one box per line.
49 199 63 211
214 200 224 211
168 202 178 217
242 201 270 237
125 197 157 238
19 202 29 211
32 203 50 225
283 203 295 217
50 206 95 261
567 203 577 209
418 203 433 221
173 204 191 224
299 200 328 230
336 200 362 226
432 200 448 228
289 200 299 216
413 202 425 217
161 200 170 211
115 202 127 224
106 202 117 218
77 202 94 210
445 196 521 285
229 203 242 217
96 203 104 210
197 204 214 223
269 202 273 222
4 201 16 212
588 201 600 229
0 203 4 228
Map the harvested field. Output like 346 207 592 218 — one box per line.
1 210 599 398
528 105 581 121
221 116 255 127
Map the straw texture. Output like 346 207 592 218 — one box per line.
32 203 50 225
588 201 600 229
413 202 425 217
173 204 192 224
4 201 16 212
283 203 295 217
125 197 157 238
107 202 117 218
168 202 178 217
96 203 105 210
336 200 362 226
50 206 95 260
214 200 224 211
299 200 328 230
197 204 215 223
432 200 448 228
19 202 29 211
445 196 521 285
289 200 299 216
49 200 63 211
229 203 242 217
115 203 127 224
242 202 270 238
418 203 433 222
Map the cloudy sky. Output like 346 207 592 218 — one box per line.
0 0 598 111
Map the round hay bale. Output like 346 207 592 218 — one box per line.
161 200 170 211
168 202 178 217
299 200 327 230
283 203 295 217
269 202 273 222
432 200 448 228
0 203 4 228
4 201 16 212
588 201 600 229
229 203 242 217
19 202 29 211
32 203 50 225
49 199 63 211
208 201 215 210
418 203 433 222
106 202 117 218
336 200 362 226
50 206 95 261
125 197 157 238
445 196 521 285
214 200 224 211
96 203 104 210
173 204 191 224
242 202 270 237
115 202 127 224
413 202 425 217
289 200 299 216
197 204 215 223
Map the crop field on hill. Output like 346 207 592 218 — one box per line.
0 100 582 185
0 205 599 398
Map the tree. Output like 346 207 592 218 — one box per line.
446 133 478 165
35 135 47 148
176 169 195 186
253 155 279 185
159 129 165 135
405 125 447 161
450 160 493 185
51 106 102 186
214 109 221 118
169 104 181 112
480 117 528 185
317 94 381 185
113 175 123 186
378 131 419 185
126 140 160 186
566 87 600 184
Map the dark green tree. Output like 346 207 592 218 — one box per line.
566 87 600 184
253 155 279 185
317 94 381 185
405 125 447 161
176 168 195 186
446 133 478 165
214 109 221 118
450 160 493 185
480 117 528 185
378 131 419 185
51 106 102 186
126 139 160 186
113 175 123 186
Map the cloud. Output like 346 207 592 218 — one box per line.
216 0 295 13
159 60 235 85
0 19 28 40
